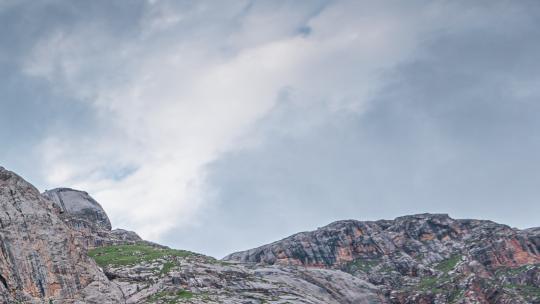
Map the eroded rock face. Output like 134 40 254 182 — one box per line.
224 213 540 303
2 165 539 303
42 188 143 249
43 188 112 231
89 244 384 304
0 167 124 303
224 214 539 268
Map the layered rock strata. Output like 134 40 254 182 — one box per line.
0 167 123 303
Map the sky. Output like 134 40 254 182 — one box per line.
1 0 540 258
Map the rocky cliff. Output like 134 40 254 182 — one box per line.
1 165 539 303
0 167 123 303
89 244 382 303
42 187 143 248
42 188 112 231
224 213 540 303
0 167 381 303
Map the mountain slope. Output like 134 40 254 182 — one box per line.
42 187 144 249
0 167 123 303
0 166 382 304
224 214 540 303
90 243 382 303
1 165 539 303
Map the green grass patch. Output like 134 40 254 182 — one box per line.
160 261 176 274
495 264 539 277
418 277 442 293
448 288 465 303
88 244 193 267
504 283 540 300
345 258 380 273
517 285 540 299
148 290 194 303
435 255 461 273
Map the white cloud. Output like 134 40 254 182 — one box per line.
23 1 450 242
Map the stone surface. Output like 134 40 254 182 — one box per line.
42 188 143 249
0 167 124 303
224 213 540 303
42 188 112 231
1 165 539 303
89 244 383 304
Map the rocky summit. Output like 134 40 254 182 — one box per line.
225 214 540 303
42 187 144 249
0 167 123 303
0 166 538 303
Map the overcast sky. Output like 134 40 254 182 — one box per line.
1 0 540 258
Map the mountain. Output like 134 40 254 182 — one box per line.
224 214 540 303
42 188 112 231
42 187 146 249
0 167 123 303
0 167 382 304
0 165 539 303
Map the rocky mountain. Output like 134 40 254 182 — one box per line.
225 214 540 303
0 166 382 303
42 187 144 249
0 167 123 303
0 165 539 303
93 245 382 303
42 188 112 231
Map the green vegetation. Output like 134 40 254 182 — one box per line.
504 283 540 300
147 290 194 303
418 276 443 292
435 255 461 273
416 274 455 293
345 257 380 273
516 285 540 299
160 261 175 274
88 244 193 267
448 288 465 303
494 264 540 300
495 264 539 277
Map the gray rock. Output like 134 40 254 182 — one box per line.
224 213 540 303
0 167 124 303
95 246 383 304
42 188 145 249
2 165 539 304
43 187 112 231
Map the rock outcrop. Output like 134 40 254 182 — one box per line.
0 167 123 303
42 187 143 248
1 165 539 303
224 213 540 303
43 188 112 231
88 244 383 303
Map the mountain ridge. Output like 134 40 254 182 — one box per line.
0 166 538 303
224 211 540 303
224 213 532 262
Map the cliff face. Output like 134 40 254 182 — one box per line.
224 214 540 268
41 187 143 249
1 165 539 303
0 166 381 303
90 244 383 304
0 167 123 303
42 188 112 231
224 214 540 303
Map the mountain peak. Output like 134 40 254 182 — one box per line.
43 187 112 231
0 166 123 303
1 165 539 303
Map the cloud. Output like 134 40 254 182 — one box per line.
17 1 435 240
4 0 540 257
177 1 540 257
